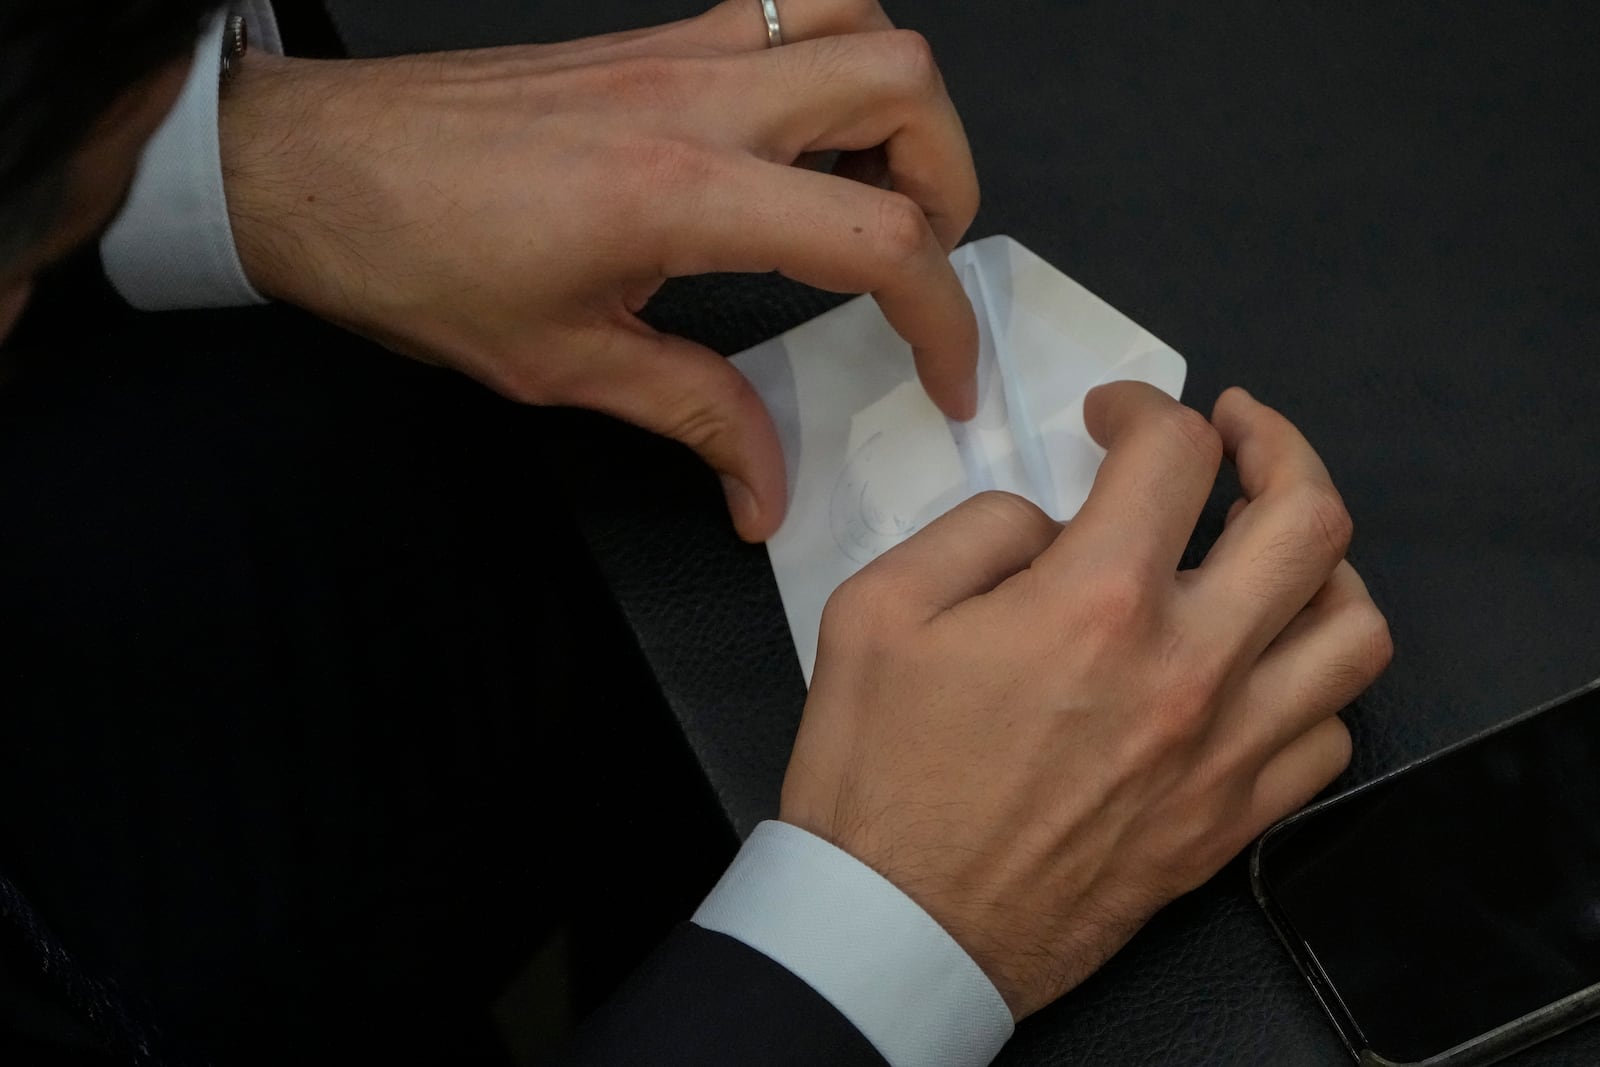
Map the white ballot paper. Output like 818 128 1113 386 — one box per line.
731 235 1187 684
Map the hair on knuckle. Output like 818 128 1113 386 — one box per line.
1162 406 1223 467
1297 482 1353 560
695 361 761 417
1314 658 1373 706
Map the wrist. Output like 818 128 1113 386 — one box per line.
777 802 1033 1018
696 821 1015 1065
219 52 345 307
219 50 300 301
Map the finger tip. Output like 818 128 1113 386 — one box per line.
720 473 760 531
738 512 783 544
724 478 785 543
1213 385 1254 415
919 365 978 422
951 380 979 421
1080 379 1123 428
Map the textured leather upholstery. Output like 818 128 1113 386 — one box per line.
327 2 1600 1062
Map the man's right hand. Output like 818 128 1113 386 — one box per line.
782 383 1393 1020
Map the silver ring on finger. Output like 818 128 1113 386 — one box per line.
759 0 785 47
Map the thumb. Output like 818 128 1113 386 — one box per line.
578 328 788 543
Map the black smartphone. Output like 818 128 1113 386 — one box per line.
1252 677 1600 1066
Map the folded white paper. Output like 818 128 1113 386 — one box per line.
732 235 1186 683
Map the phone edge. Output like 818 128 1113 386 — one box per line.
1249 673 1600 1066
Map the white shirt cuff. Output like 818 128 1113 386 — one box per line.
693 820 1014 1067
100 3 282 310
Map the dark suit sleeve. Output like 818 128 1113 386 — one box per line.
560 924 889 1066
266 0 347 57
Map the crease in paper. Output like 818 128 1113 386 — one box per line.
731 235 1186 684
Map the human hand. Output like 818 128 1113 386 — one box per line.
781 385 1393 1019
218 0 980 542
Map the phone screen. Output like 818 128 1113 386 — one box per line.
1255 683 1600 1063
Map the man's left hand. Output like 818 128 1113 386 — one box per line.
220 0 981 542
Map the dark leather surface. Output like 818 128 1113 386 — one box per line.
326 2 1600 1063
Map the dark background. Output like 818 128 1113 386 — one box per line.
10 1 1594 1065
323 0 1600 827
310 1 1600 1064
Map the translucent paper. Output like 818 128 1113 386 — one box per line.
732 235 1187 683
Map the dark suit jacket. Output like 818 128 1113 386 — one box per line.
0 5 892 1063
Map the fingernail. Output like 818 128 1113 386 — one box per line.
721 474 758 533
956 376 979 421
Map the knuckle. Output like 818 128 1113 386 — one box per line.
1079 568 1156 636
664 402 730 454
1351 604 1395 677
818 574 924 668
872 192 933 266
656 379 755 455
1149 669 1218 743
967 490 1056 540
1112 642 1230 768
822 569 907 637
819 576 875 641
880 29 940 89
1158 405 1224 468
1293 482 1354 561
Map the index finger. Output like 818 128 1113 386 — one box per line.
662 159 978 418
1033 381 1223 580
694 0 896 50
735 31 980 252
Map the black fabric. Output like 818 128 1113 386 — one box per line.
319 1 1600 1064
0 861 147 1065
270 0 346 58
7 0 1597 1064
562 923 888 1066
0 280 743 1064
